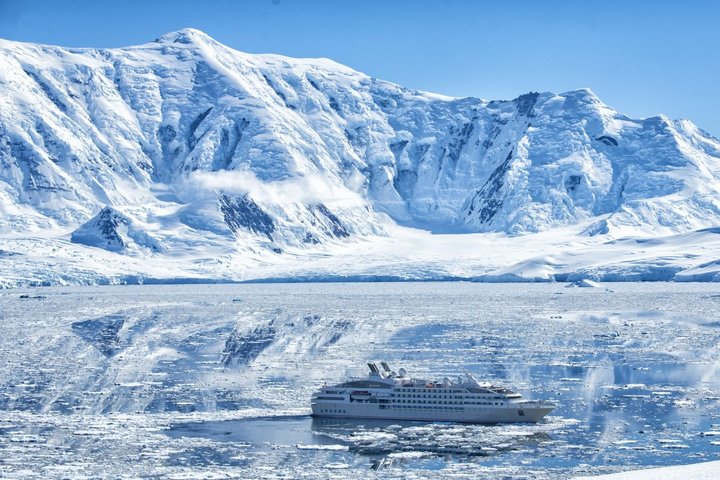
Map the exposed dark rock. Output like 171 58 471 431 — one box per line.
565 174 582 193
444 120 475 165
24 70 67 113
212 118 248 171
583 219 610 236
328 96 341 114
6 137 68 192
188 107 213 148
35 120 66 164
595 135 619 146
71 206 129 251
218 194 275 239
389 140 408 159
157 124 179 166
304 232 320 244
466 150 514 224
262 74 295 109
515 92 539 117
306 76 321 91
157 124 176 143
312 203 349 238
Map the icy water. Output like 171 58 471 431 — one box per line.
1 282 719 479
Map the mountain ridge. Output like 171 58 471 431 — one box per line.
1 29 720 286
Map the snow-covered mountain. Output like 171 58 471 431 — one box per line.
1 28 720 286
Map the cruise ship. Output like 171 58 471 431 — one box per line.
311 362 556 423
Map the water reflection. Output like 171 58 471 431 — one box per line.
168 414 555 470
4 283 720 478
311 416 553 456
165 351 720 472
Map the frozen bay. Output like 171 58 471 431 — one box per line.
1 282 719 478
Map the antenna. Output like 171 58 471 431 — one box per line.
462 367 481 387
380 362 391 372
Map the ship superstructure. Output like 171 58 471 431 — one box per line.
311 362 555 423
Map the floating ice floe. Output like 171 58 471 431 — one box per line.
566 279 604 289
295 444 348 451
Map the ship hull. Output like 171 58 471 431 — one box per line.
311 402 553 424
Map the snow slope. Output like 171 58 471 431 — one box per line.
574 460 720 480
1 29 720 286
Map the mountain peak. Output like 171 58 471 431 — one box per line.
560 87 602 102
154 28 214 46
2 31 720 287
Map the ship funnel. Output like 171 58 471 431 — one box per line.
367 362 380 373
380 362 391 372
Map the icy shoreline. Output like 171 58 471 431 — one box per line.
2 274 718 290
2 223 720 288
574 460 720 479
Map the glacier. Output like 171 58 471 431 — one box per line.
1 28 720 286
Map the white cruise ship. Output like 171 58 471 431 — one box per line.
311 362 556 423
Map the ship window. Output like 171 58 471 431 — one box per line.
518 410 525 416
337 380 391 389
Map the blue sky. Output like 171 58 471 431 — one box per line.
2 0 719 136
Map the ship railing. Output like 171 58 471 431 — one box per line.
514 399 556 406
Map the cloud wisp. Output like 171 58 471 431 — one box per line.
183 169 366 207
